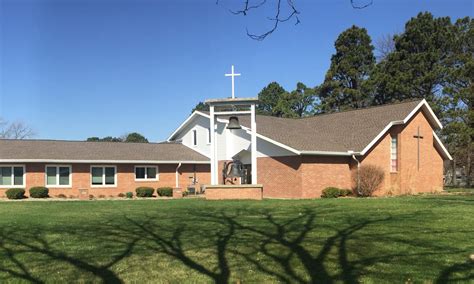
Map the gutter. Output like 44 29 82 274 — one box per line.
349 151 361 195
175 162 182 188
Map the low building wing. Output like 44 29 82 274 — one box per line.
0 140 209 163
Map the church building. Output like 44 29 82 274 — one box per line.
0 98 451 199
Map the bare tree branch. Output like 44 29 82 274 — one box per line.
0 118 36 139
350 0 373 9
220 0 373 40
375 33 395 61
230 0 267 15
246 0 301 41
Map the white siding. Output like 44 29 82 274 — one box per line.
171 113 296 159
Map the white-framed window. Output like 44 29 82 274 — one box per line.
207 127 211 144
91 166 116 187
390 135 398 172
0 165 25 188
193 129 198 146
45 165 72 187
135 166 159 181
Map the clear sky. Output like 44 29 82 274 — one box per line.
0 0 472 142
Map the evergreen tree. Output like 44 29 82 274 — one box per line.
319 25 375 112
192 101 209 113
257 82 287 116
124 132 149 143
372 12 454 110
274 83 315 117
441 17 473 186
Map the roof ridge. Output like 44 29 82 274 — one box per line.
253 99 424 120
0 138 178 146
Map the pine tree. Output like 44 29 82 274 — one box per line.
319 25 375 113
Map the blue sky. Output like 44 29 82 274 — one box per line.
0 0 471 142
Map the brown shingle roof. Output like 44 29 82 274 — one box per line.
233 99 424 153
0 140 209 162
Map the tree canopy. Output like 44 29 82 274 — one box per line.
86 132 149 143
318 25 376 113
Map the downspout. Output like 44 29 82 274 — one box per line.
175 162 182 188
350 153 361 195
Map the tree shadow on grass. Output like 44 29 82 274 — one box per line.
0 208 471 283
0 227 138 283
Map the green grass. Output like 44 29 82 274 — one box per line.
444 187 474 194
0 196 473 283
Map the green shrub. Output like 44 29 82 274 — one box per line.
6 188 25 200
29 187 49 198
136 187 154 197
126 192 133 199
321 187 342 198
340 189 353 197
157 187 173 197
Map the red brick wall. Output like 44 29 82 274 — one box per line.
205 185 263 200
357 110 444 195
0 163 210 198
301 156 352 198
257 156 303 198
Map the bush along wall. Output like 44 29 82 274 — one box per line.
6 188 25 200
136 187 154 197
157 187 173 197
29 187 49 198
321 187 353 198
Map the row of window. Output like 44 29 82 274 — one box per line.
0 165 159 188
192 128 211 146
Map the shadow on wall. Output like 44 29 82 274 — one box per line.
0 209 471 283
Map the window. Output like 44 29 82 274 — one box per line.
207 127 211 144
46 165 71 187
0 166 24 187
193 129 197 146
135 166 158 181
391 136 398 172
91 166 116 186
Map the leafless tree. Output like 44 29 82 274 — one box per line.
0 118 36 139
218 0 373 40
375 33 396 61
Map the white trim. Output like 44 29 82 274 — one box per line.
0 159 210 164
360 121 404 156
0 165 26 188
433 131 453 160
167 111 209 141
214 111 251 115
134 165 159 181
90 165 117 188
299 151 354 156
169 100 444 159
216 117 301 155
45 165 72 188
360 99 443 155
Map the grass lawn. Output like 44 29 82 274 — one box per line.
0 195 473 283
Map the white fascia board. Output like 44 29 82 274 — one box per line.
299 151 357 156
0 159 210 164
167 111 210 142
432 131 453 160
360 99 444 156
359 121 403 155
403 99 443 129
214 117 301 155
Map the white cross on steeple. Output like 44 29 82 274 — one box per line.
225 65 241 99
